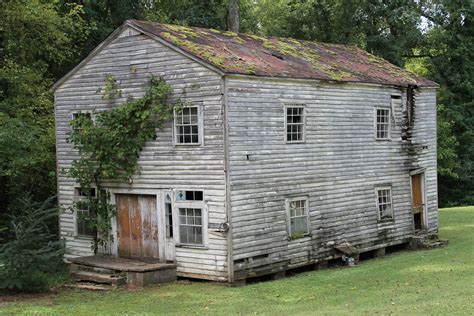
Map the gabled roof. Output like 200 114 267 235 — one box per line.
53 20 437 91
129 20 437 88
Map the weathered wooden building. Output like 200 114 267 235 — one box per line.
53 20 438 284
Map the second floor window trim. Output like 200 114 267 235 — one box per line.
375 107 391 140
285 104 305 143
174 104 202 146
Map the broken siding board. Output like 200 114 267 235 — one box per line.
226 77 437 271
55 27 228 280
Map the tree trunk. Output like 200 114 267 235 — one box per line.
228 0 240 32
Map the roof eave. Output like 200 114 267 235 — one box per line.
224 72 439 89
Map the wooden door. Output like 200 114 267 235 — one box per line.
411 173 425 231
116 194 159 260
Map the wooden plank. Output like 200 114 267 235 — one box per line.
128 195 142 258
116 194 131 258
139 195 159 259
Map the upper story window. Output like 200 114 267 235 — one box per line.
376 187 394 221
174 105 201 145
375 108 390 140
286 197 310 239
71 112 92 131
286 105 305 143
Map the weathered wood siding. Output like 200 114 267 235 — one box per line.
410 88 438 229
54 27 228 281
225 77 437 277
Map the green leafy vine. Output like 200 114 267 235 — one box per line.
67 75 183 252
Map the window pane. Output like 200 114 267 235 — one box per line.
290 217 307 235
194 227 202 244
180 227 188 244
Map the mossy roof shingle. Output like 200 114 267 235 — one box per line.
131 20 437 87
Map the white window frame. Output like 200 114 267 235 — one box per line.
174 193 207 248
374 107 391 140
73 187 96 238
284 104 306 143
285 197 310 239
375 186 394 221
173 104 203 146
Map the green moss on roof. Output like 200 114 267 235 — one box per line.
129 20 437 87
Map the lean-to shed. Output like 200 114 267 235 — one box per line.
53 20 438 284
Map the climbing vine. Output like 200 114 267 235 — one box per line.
68 75 183 252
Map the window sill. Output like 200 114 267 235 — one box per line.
288 234 311 241
286 141 306 144
375 138 391 141
75 235 94 240
377 219 395 225
174 143 202 147
176 243 208 250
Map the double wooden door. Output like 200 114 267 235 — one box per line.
116 194 159 260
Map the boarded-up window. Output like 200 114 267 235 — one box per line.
175 106 200 144
74 187 96 237
375 108 390 139
376 187 394 220
286 106 305 142
179 208 203 245
287 198 309 238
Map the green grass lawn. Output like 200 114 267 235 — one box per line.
1 206 473 315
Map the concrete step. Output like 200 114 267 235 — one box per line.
410 234 449 250
71 271 126 286
70 263 116 275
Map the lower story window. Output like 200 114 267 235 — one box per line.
76 209 94 237
287 198 309 238
179 208 203 245
75 187 95 237
376 187 394 220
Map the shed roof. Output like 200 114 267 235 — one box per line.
129 20 437 88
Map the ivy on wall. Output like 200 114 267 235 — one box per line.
67 75 184 252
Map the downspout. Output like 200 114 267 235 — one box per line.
222 75 234 283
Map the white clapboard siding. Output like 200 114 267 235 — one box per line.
54 27 228 281
225 77 438 270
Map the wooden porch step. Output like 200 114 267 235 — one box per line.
71 271 126 286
